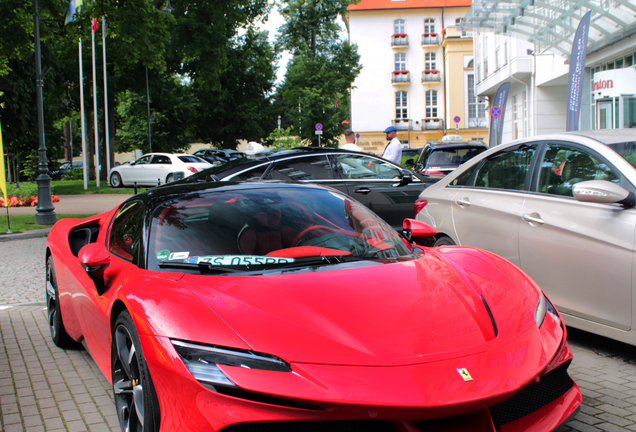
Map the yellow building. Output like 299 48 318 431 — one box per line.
347 0 489 154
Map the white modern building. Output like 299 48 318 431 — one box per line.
464 0 636 143
347 0 488 153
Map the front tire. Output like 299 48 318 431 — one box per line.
46 256 74 348
110 172 123 188
433 236 456 247
112 310 160 432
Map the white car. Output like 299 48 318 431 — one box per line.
108 153 212 187
416 129 636 345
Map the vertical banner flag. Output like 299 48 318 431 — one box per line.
65 0 83 24
566 11 592 132
488 82 510 146
0 124 7 207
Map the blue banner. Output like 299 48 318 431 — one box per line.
488 82 510 146
566 11 591 131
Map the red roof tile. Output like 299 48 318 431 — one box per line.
348 0 472 10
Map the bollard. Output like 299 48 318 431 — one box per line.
158 178 161 186
134 182 138 194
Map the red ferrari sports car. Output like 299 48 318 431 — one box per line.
45 182 581 432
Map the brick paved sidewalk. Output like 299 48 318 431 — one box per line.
0 305 118 432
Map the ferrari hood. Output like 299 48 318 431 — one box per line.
185 249 537 366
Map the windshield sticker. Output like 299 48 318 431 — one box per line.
168 251 190 260
156 250 170 261
184 255 295 266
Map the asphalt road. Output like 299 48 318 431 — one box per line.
2 237 636 431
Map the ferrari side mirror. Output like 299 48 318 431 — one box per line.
403 218 437 246
79 243 111 295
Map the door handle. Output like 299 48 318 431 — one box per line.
522 213 545 225
354 188 371 194
455 198 471 207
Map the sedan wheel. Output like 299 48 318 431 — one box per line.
112 311 160 432
165 174 174 183
110 172 123 188
433 236 456 247
46 256 74 348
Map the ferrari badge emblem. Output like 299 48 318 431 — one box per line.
457 368 473 381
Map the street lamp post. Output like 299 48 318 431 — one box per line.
277 115 281 131
33 0 56 225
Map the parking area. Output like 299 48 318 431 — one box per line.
2 237 636 431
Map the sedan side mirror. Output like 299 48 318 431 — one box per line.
403 218 437 246
573 180 635 208
404 159 415 167
79 243 111 295
395 169 413 187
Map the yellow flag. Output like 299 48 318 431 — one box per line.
0 124 7 207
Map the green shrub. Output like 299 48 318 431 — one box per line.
64 168 84 180
6 182 38 200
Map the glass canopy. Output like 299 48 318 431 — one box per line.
463 0 636 56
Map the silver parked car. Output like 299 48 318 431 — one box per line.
416 130 636 344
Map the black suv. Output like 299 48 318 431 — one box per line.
179 147 437 229
193 148 245 165
409 140 489 178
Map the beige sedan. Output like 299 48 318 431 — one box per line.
416 130 636 345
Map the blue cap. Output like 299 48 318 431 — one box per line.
384 126 397 133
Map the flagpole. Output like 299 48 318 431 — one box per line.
91 19 100 188
79 38 88 190
102 15 111 176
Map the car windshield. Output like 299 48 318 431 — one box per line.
148 187 412 272
607 141 636 169
425 147 485 168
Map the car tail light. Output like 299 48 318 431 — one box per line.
414 199 428 215
188 166 198 173
422 169 443 175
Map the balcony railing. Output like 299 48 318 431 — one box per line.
392 119 412 130
391 71 411 84
422 119 444 130
421 34 439 45
391 34 409 47
422 71 441 82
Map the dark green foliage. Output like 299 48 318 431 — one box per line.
276 0 361 147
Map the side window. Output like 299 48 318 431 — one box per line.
229 165 268 182
134 156 151 165
109 201 145 266
151 155 171 164
451 164 481 187
537 144 619 197
474 145 536 191
265 156 335 181
335 154 401 179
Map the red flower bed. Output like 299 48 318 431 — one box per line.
0 195 60 207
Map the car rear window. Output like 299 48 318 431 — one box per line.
178 156 206 163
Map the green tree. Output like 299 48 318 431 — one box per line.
277 0 360 147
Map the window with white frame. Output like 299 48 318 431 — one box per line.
495 46 500 70
394 19 405 34
483 36 488 77
395 52 407 71
425 52 437 71
467 74 486 127
424 18 436 34
504 40 508 65
513 94 524 139
396 91 408 119
426 90 438 118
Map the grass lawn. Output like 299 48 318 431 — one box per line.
51 180 146 195
0 214 95 233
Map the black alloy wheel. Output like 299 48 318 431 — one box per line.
111 172 123 188
112 311 160 432
46 256 73 348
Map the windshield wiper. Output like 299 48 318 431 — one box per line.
157 261 242 273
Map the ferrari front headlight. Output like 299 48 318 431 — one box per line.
172 340 292 388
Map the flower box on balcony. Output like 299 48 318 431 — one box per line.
394 33 406 37
393 70 409 74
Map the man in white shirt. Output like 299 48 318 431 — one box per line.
341 129 363 151
382 126 402 165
